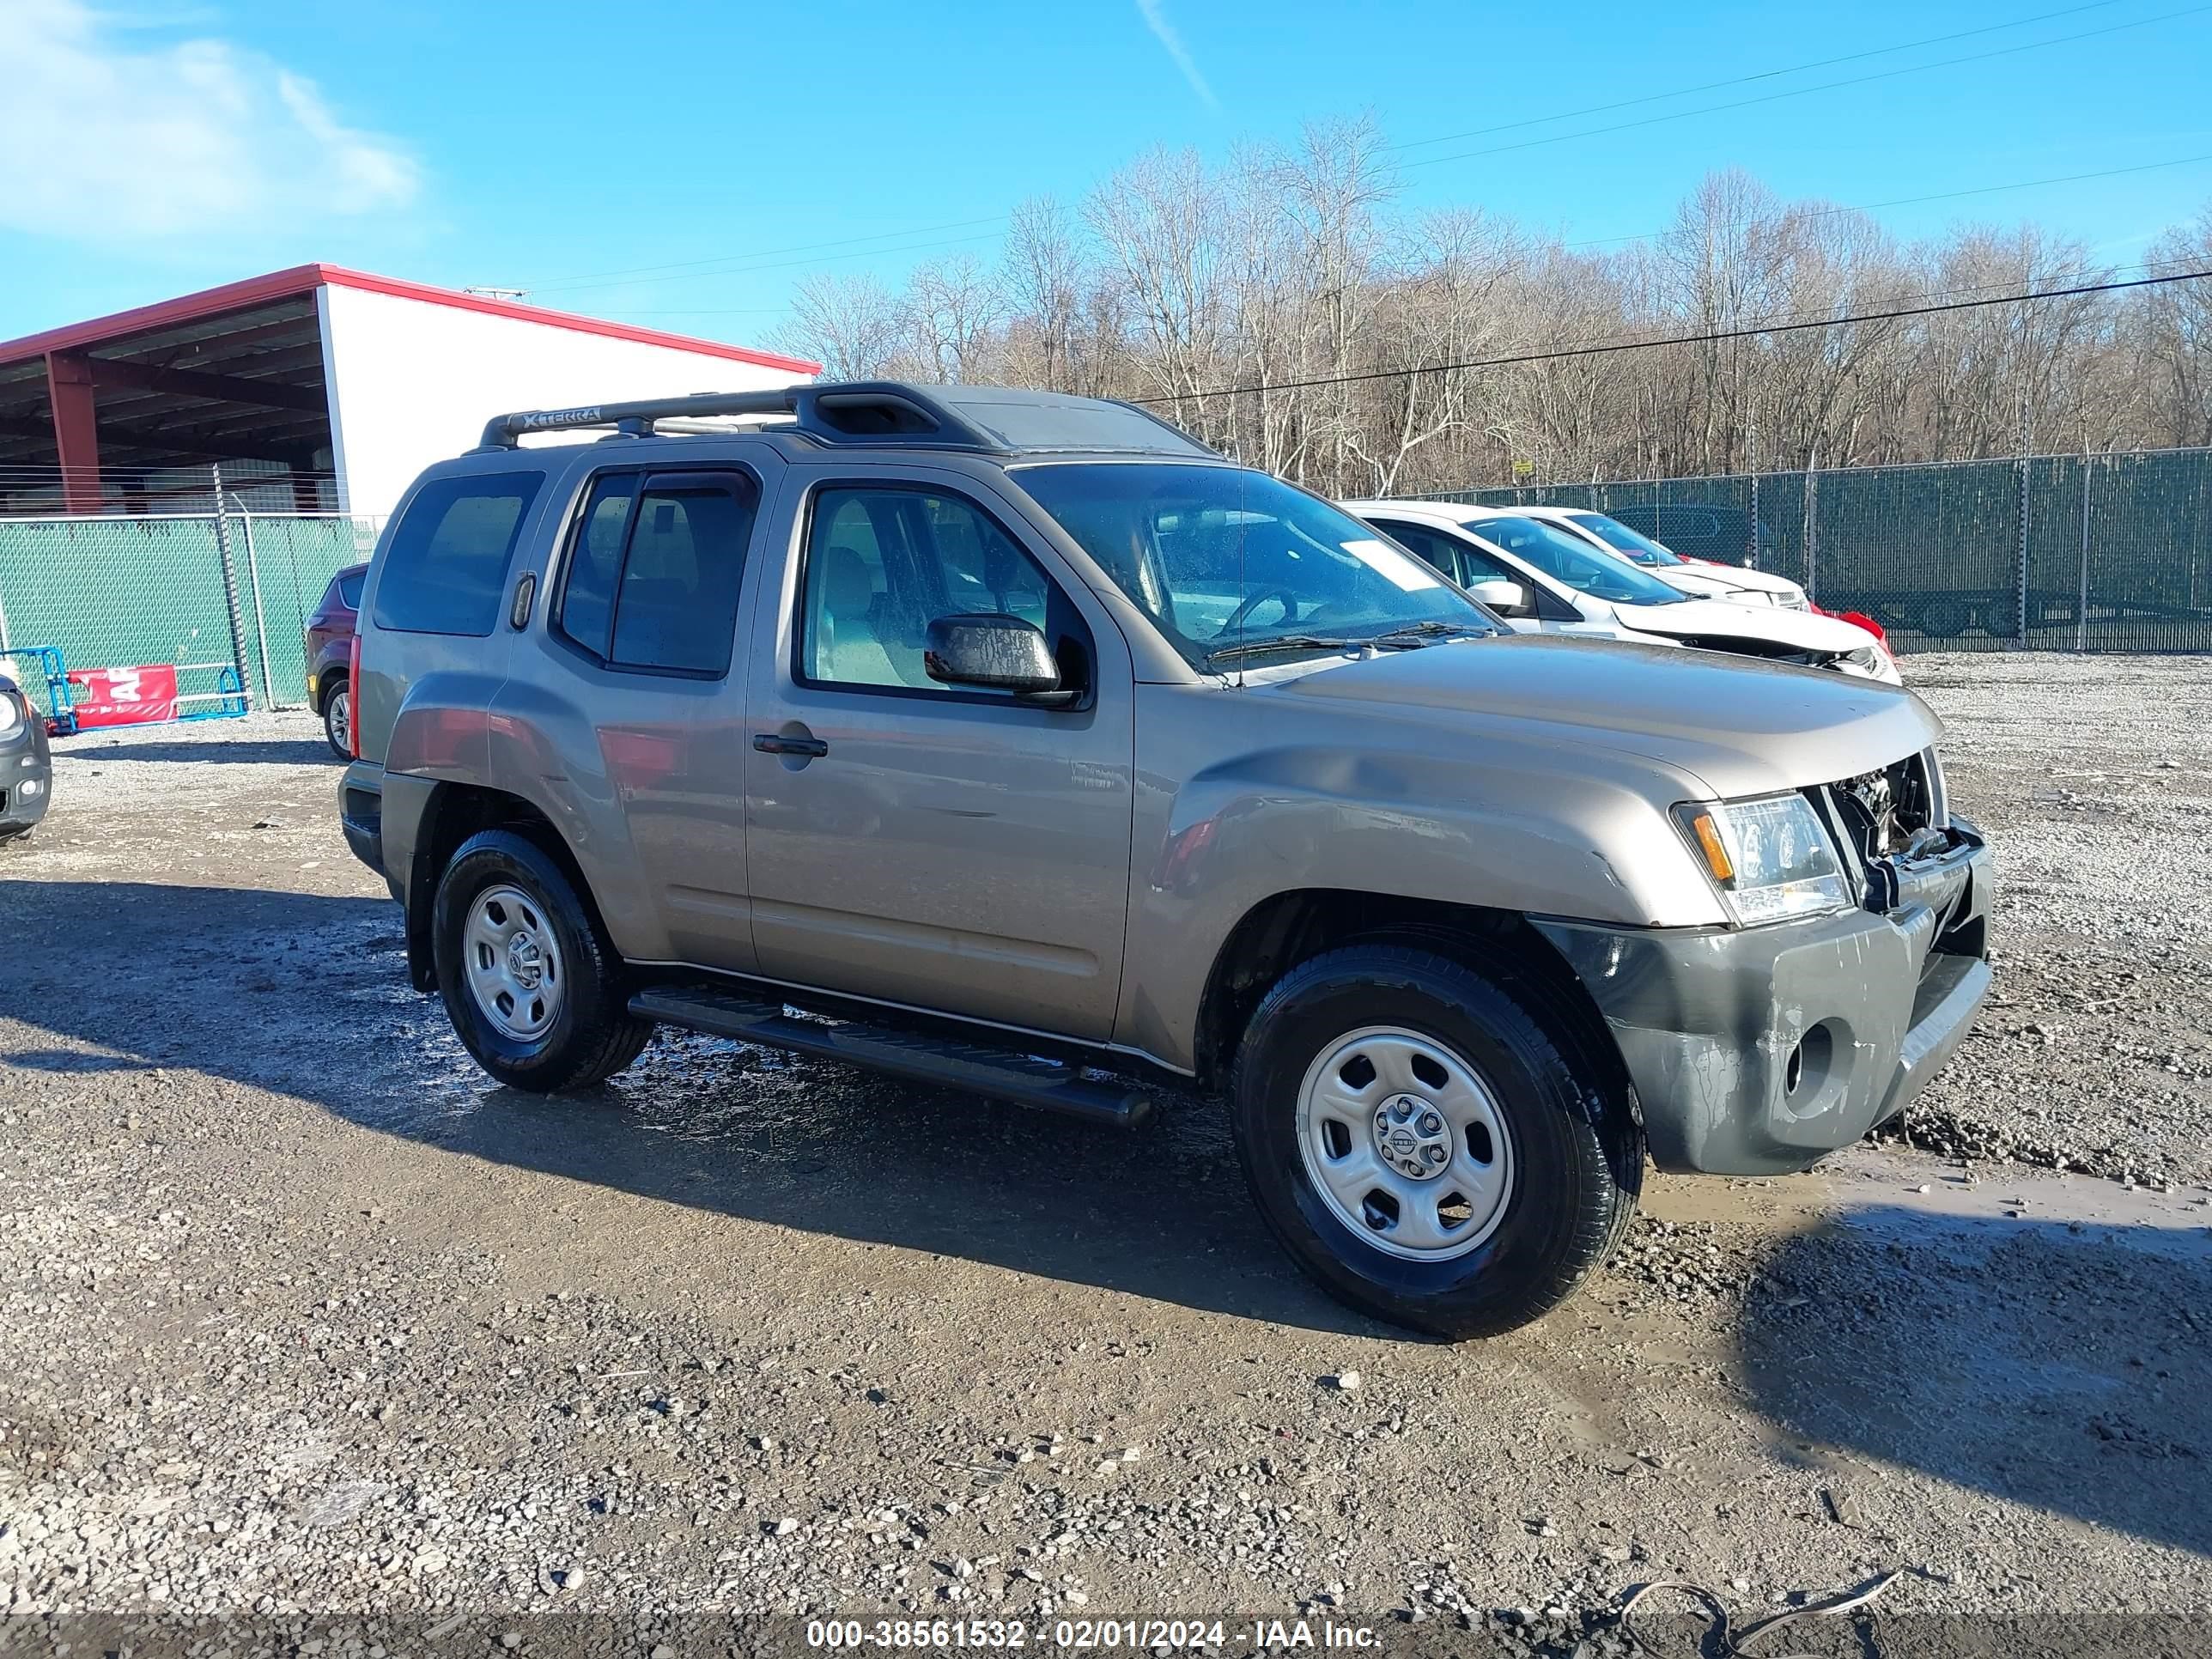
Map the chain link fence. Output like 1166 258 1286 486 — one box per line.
0 512 382 723
1431 445 2212 653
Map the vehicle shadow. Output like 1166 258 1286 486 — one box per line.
1738 1206 2212 1560
50 738 337 767
8 875 2209 1552
0 877 1376 1338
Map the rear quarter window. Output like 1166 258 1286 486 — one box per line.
372 471 544 636
337 570 366 609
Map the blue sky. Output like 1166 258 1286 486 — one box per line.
3 0 2209 348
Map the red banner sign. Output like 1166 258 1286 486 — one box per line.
67 664 179 727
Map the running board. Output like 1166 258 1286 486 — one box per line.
628 986 1155 1128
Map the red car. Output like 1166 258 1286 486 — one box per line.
306 562 368 758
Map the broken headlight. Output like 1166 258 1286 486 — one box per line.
1674 793 1852 927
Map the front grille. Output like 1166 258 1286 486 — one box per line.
1827 747 1947 865
1678 635 1820 666
1810 747 1974 928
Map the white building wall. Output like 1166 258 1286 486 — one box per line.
319 284 810 514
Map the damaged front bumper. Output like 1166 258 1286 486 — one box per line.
1535 817 1992 1176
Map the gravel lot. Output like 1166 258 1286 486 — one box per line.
0 654 2207 1656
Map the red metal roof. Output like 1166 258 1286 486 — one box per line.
0 262 821 375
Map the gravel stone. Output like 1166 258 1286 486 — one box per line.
0 676 2206 1629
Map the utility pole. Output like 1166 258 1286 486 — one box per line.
2014 382 2033 646
209 465 255 713
1746 418 1761 571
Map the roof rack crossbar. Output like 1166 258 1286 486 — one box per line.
476 389 801 450
473 382 1012 453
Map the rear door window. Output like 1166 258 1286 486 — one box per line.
373 471 544 636
555 469 758 678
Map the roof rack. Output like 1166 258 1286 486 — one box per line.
473 380 1217 459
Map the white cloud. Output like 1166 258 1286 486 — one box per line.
1134 0 1218 111
0 0 419 242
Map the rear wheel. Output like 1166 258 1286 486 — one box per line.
1231 944 1640 1339
433 829 653 1091
322 682 351 759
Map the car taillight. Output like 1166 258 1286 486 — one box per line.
1839 611 1887 647
348 633 362 759
1813 604 1888 647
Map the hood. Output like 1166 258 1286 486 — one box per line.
1609 596 1872 655
1652 568 1747 601
1260 632 1936 799
1685 562 1801 598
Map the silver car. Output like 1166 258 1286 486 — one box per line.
337 382 1990 1338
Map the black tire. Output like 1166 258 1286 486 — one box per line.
321 682 352 760
432 828 653 1091
1231 945 1642 1340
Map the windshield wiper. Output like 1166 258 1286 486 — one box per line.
1367 620 1489 644
1205 634 1375 666
1207 623 1486 668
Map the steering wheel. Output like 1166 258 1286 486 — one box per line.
1215 587 1301 638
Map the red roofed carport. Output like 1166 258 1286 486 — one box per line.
0 264 818 515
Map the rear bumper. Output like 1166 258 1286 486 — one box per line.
338 759 387 884
1534 819 1993 1176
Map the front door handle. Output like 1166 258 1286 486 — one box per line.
754 732 830 758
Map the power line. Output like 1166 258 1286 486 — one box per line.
526 216 1009 294
1557 154 2212 252
509 2 2189 298
1391 0 2127 153
592 149 2212 321
1401 4 2212 173
1126 266 2212 406
529 229 1009 298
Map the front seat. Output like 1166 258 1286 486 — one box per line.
817 546 921 687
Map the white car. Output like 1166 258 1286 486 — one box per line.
1345 500 1902 685
1518 506 1812 610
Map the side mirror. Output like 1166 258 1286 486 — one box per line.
924 614 1062 695
1468 578 1533 618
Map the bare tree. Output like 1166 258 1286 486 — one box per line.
904 255 1007 384
778 272 907 380
769 130 2212 492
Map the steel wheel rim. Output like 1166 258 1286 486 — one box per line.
329 690 350 750
1294 1024 1516 1262
462 884 564 1042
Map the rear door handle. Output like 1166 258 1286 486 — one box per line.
753 732 830 758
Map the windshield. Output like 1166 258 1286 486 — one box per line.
1565 511 1685 567
1464 515 1690 606
1014 463 1496 668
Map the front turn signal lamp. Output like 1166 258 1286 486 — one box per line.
1673 794 1852 927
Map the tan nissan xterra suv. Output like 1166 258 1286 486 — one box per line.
337 382 1992 1337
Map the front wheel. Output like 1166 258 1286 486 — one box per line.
432 828 653 1091
1231 945 1641 1339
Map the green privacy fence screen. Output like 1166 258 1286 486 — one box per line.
1426 446 2212 654
0 514 383 720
